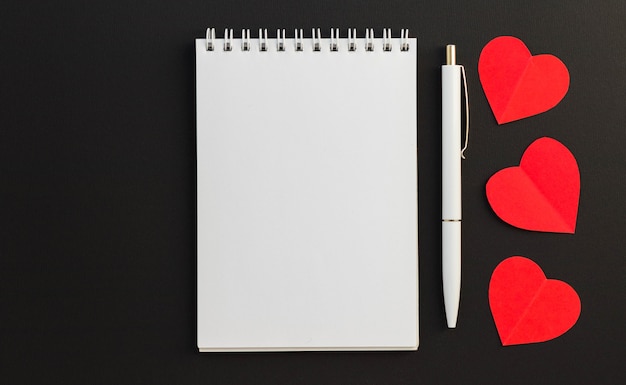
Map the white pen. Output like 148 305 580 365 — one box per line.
442 44 468 328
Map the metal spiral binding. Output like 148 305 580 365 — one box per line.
365 28 374 51
277 29 285 51
348 28 357 51
312 28 321 51
295 29 303 51
258 28 268 52
241 29 250 51
382 28 392 51
223 28 233 51
204 28 411 52
330 28 339 51
400 29 410 52
206 28 215 51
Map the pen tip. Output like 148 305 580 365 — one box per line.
446 308 458 328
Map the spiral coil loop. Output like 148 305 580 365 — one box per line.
204 28 411 52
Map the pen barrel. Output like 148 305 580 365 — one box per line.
441 65 462 220
442 64 462 328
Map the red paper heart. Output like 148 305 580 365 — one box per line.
486 137 579 233
489 256 581 346
479 36 570 124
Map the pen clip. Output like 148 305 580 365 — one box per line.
460 65 470 159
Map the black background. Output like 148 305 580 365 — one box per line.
2 0 625 384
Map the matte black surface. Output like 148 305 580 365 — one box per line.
1 1 625 384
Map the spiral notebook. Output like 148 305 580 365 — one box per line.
196 28 418 352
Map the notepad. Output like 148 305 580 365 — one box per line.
196 28 418 352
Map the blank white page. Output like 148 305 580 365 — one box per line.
196 36 417 351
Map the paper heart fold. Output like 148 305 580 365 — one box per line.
489 256 581 346
479 36 570 124
486 137 580 233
